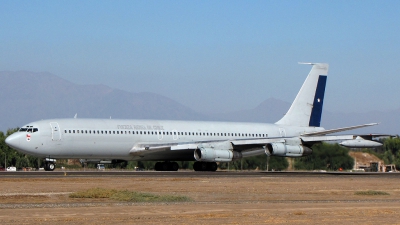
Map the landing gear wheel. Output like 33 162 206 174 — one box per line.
44 163 55 171
161 162 169 171
171 162 179 171
200 162 208 171
155 162 180 171
193 162 218 171
193 162 201 171
208 162 218 171
154 162 161 171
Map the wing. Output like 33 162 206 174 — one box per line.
129 123 385 161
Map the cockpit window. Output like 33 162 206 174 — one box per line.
19 127 39 133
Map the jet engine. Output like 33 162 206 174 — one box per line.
194 147 242 162
265 143 312 157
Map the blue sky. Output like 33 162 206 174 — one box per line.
1 0 399 113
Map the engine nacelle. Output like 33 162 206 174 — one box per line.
340 139 382 148
194 147 241 162
265 143 312 157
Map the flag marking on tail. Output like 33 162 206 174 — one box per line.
309 75 327 127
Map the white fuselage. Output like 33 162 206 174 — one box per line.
6 118 324 161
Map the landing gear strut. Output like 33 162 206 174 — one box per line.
154 162 179 171
193 162 218 171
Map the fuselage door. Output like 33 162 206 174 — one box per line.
50 122 61 141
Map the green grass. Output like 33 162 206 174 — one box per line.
354 190 390 196
69 188 192 202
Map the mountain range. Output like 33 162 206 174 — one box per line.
1 71 398 135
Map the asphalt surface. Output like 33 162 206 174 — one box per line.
1 170 399 178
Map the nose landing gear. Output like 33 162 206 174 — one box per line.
44 158 56 171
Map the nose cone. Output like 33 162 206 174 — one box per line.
5 133 22 150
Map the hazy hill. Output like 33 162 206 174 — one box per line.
0 71 208 130
1 71 398 135
209 98 399 135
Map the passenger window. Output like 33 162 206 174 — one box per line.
77 130 79 133
174 132 176 135
69 130 71 133
64 130 67 133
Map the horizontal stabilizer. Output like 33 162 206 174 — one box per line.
301 123 379 136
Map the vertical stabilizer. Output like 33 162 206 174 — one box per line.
275 63 328 127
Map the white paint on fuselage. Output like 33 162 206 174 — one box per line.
8 118 325 161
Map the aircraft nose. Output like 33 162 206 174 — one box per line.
5 133 21 149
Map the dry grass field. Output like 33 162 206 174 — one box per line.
1 173 400 224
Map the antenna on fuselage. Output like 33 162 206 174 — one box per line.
74 113 78 119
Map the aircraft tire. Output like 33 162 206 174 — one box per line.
161 162 169 171
44 163 55 171
171 162 179 171
193 162 200 171
208 162 218 171
154 162 161 171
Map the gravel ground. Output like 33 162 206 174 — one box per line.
0 174 400 224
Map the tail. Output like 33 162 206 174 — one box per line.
275 63 328 127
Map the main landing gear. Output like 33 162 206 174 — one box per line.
154 162 179 171
193 162 218 171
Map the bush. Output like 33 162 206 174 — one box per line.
294 143 354 171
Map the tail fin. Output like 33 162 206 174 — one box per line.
275 63 328 127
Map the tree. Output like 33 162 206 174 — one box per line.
0 128 41 169
294 143 354 171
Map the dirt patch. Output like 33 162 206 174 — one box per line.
349 151 383 168
0 174 399 224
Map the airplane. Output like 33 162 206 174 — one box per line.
5 63 383 171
